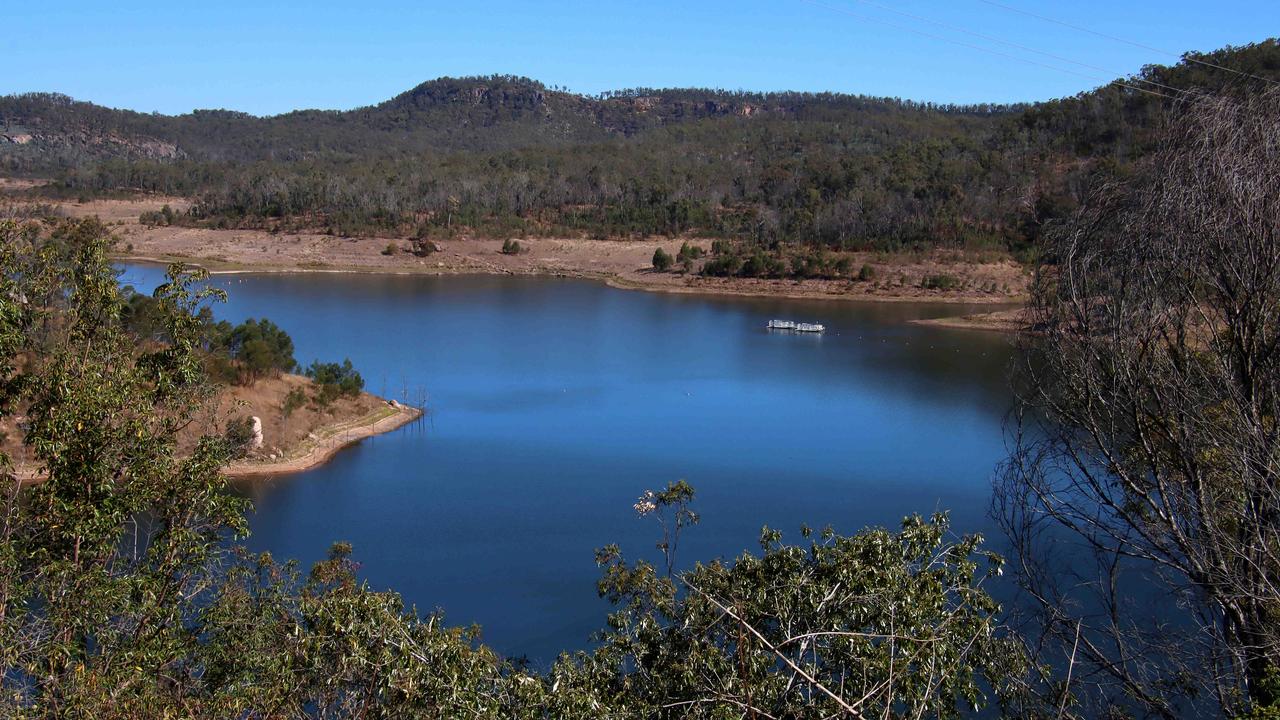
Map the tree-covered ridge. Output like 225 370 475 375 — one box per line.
1 41 1277 254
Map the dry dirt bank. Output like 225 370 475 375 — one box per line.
910 306 1033 333
31 194 1033 306
6 373 423 483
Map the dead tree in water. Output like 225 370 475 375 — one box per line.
998 87 1280 717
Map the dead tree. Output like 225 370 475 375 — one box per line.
998 87 1280 717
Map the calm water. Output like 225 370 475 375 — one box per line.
118 264 1017 664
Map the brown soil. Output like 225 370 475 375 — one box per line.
38 194 1031 305
0 178 46 193
6 373 422 482
911 306 1032 333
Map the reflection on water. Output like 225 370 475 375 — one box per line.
119 265 1018 664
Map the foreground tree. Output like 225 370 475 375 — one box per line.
999 87 1280 717
580 494 1027 718
0 220 533 718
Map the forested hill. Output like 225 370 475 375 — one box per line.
0 76 1015 163
2 39 1278 255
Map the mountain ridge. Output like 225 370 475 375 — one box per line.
2 40 1278 256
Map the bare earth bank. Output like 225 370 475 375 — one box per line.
6 373 423 483
37 195 1034 306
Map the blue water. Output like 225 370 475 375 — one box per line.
118 264 1017 664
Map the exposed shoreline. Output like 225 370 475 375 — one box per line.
909 306 1032 333
119 250 1030 332
226 402 423 478
14 402 423 485
21 193 1030 315
118 249 1026 307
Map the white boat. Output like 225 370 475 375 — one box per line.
766 319 825 333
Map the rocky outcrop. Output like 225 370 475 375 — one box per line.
249 416 264 449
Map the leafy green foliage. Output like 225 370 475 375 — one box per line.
223 414 257 458
651 247 673 271
305 358 364 407
585 509 1026 718
281 385 307 418
209 317 297 382
138 203 182 227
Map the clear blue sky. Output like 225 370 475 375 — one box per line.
4 1 1276 116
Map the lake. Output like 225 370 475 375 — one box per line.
118 264 1017 665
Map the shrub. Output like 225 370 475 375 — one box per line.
219 318 297 382
920 273 961 291
223 415 257 458
742 251 784 278
305 359 364 407
677 241 704 262
381 242 400 256
282 386 307 418
500 239 522 255
652 247 673 271
857 263 877 282
701 254 743 277
139 204 179 227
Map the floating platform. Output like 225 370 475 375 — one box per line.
767 319 825 333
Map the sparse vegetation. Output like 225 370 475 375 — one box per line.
281 385 307 418
920 273 960 291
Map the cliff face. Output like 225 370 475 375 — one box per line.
0 126 181 160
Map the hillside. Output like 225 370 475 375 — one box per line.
3 40 1278 260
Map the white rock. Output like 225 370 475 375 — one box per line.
249 416 264 449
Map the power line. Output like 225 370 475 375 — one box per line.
835 0 1205 102
975 0 1280 86
795 0 1186 104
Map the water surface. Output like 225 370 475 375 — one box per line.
119 265 1017 663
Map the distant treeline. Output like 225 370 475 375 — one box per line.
3 41 1278 253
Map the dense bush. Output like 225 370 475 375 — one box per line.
213 317 298 381
305 358 364 406
651 246 673 271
